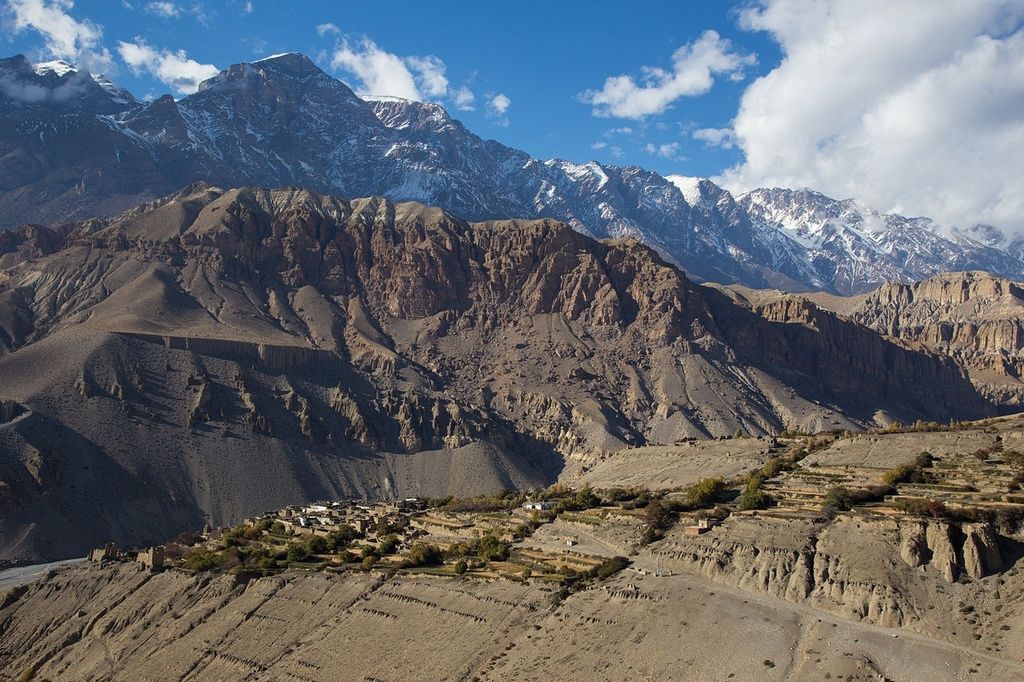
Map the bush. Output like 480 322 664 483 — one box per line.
285 542 309 563
823 484 894 512
594 556 630 579
686 478 726 507
181 549 219 571
823 486 854 512
737 478 772 511
894 497 949 518
305 535 328 555
642 499 672 530
882 464 925 485
361 555 377 570
327 525 357 549
454 559 468 574
640 525 662 546
914 452 934 468
378 534 399 555
405 542 443 567
175 531 202 546
469 534 510 561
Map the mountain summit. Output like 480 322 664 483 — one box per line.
0 52 1020 294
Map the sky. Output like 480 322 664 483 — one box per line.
2 0 1024 233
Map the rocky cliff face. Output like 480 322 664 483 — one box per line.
848 271 1024 404
0 186 1000 560
657 514 1016 631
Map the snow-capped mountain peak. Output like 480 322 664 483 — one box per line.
1 51 1021 296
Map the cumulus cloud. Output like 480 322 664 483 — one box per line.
330 35 466 106
452 84 474 110
117 38 218 95
145 1 179 17
603 126 633 137
591 141 608 150
324 32 491 115
721 0 1024 233
331 37 420 99
5 0 113 72
486 92 510 125
404 55 448 98
693 127 736 149
581 30 756 119
644 141 683 159
316 22 339 37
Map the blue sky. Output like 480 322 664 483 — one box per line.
1 0 781 178
3 1 1023 233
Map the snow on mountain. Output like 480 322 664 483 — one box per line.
1 51 1021 294
32 60 78 77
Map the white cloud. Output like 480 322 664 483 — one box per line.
316 22 339 37
145 1 179 17
117 38 218 95
330 35 460 104
486 92 510 125
452 84 474 110
581 30 756 119
644 142 682 159
324 32 496 113
489 92 510 114
241 0 252 14
591 141 608 150
693 127 737 149
721 0 1024 233
5 0 113 72
331 37 420 99
603 126 633 136
405 55 448 98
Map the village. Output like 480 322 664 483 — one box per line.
87 489 661 585
87 420 1024 590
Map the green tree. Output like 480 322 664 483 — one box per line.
687 478 726 507
285 542 309 563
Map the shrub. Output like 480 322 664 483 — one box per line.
642 499 671 530
823 486 853 512
914 452 934 468
304 535 328 555
823 484 894 512
175 531 202 546
405 542 443 567
594 556 630 580
181 549 219 571
378 534 399 555
686 478 726 507
737 477 772 511
327 525 357 549
882 464 925 485
601 487 649 504
285 542 309 563
454 559 468 575
894 497 949 518
469 534 510 561
361 555 377 570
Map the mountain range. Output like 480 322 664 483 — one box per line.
2 51 1022 295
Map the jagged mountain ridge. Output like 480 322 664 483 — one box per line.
0 52 1020 294
0 185 997 560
